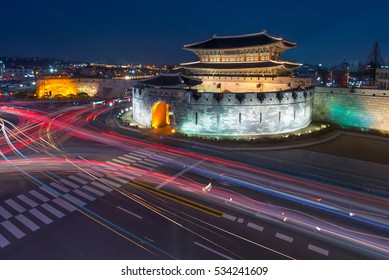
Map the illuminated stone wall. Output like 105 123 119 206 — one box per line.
313 87 389 132
37 77 135 98
194 76 311 93
133 87 313 137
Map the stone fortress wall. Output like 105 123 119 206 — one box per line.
313 87 389 133
133 87 313 137
37 77 136 98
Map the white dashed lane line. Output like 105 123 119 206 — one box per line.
275 232 293 243
247 222 264 232
308 244 329 256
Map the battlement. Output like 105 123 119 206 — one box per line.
188 88 313 106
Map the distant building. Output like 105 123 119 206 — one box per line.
376 66 389 89
3 67 35 78
0 61 5 77
348 60 363 73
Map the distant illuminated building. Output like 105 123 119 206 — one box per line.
133 31 313 138
0 61 5 77
376 66 389 89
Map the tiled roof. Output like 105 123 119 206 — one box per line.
184 31 296 50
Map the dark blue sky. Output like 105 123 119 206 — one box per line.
2 0 388 66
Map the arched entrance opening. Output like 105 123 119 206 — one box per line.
151 101 171 129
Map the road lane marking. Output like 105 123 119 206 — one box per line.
59 178 80 189
1 220 26 239
237 218 244 223
115 173 137 180
143 158 161 165
52 198 76 212
91 181 113 192
132 163 153 170
63 194 87 207
100 178 121 188
41 203 65 218
17 194 38 208
247 222 264 232
86 169 104 177
156 159 206 189
73 189 95 201
118 156 135 163
111 159 128 165
15 214 40 231
194 241 234 260
308 244 329 256
132 150 149 157
77 173 95 181
108 175 128 184
151 154 174 161
222 213 237 221
116 206 143 219
124 154 142 161
139 160 159 168
82 185 105 197
275 232 293 243
29 190 49 203
68 175 88 185
49 182 70 193
5 199 26 213
0 233 10 248
29 209 53 224
0 205 12 219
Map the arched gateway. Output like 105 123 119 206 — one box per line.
132 31 313 138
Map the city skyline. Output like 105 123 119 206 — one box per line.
2 0 389 66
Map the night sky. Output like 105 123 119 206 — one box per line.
2 0 389 66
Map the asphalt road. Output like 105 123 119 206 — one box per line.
0 101 387 260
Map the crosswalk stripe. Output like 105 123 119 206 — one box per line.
1 220 26 239
50 182 70 193
29 208 53 225
91 181 113 192
111 159 128 165
150 154 174 162
107 175 128 184
86 169 105 177
15 214 40 231
0 205 12 219
124 154 142 160
41 203 65 218
5 199 26 213
138 160 159 168
68 175 88 185
118 156 135 163
106 160 124 167
113 172 137 180
29 190 50 203
100 178 121 188
63 194 87 207
52 198 76 212
82 186 105 197
77 173 96 181
132 151 149 157
73 189 95 201
0 233 10 248
16 194 38 208
143 158 162 165
132 163 153 170
59 179 80 189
